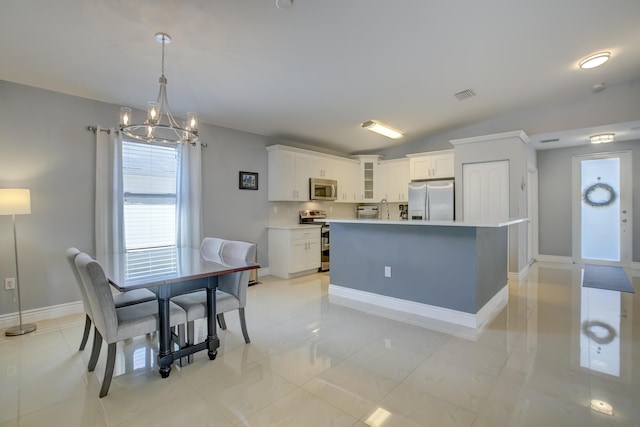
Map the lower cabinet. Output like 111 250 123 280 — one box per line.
268 227 321 279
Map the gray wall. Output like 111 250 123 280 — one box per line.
0 80 270 315
537 140 640 262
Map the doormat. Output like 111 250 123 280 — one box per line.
582 264 634 293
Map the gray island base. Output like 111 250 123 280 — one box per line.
327 219 526 339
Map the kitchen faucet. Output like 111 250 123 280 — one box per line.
379 198 389 220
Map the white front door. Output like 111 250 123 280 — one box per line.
572 151 632 266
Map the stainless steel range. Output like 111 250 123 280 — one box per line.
299 210 329 272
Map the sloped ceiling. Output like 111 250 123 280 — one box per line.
1 0 639 153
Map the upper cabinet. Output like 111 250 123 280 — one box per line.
407 149 454 180
356 155 380 202
334 158 361 203
267 145 359 202
378 158 409 202
267 146 310 201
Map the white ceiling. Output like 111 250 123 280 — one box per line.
2 0 640 154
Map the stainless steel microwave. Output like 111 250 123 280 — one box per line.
309 178 338 201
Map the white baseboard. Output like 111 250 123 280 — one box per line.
536 255 574 264
508 264 529 282
328 284 508 336
0 301 84 330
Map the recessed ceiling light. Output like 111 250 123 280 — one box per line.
579 52 611 69
590 133 615 144
362 120 404 139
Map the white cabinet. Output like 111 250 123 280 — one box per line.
357 155 380 202
408 150 454 180
462 160 509 221
268 227 321 279
334 159 361 203
378 158 409 202
267 148 311 201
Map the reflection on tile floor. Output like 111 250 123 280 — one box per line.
1 263 639 426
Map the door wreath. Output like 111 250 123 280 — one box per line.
583 183 616 207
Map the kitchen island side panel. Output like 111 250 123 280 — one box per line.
475 227 508 309
330 223 479 313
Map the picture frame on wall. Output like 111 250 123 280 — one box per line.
239 171 259 190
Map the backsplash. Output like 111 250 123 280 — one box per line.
269 201 404 225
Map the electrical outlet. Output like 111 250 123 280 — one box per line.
384 266 391 278
5 278 16 290
272 206 278 214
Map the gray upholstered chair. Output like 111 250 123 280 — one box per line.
74 253 187 398
65 248 156 362
200 237 225 260
171 239 256 356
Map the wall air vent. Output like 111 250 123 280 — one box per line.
454 89 476 101
540 138 560 144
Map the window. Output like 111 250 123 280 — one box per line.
122 141 179 251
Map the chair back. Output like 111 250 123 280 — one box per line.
218 240 256 308
200 237 226 260
75 253 118 343
66 247 93 319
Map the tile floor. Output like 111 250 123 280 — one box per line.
1 263 639 426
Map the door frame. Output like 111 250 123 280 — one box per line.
571 150 632 266
527 165 538 264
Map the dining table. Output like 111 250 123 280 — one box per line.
97 247 259 378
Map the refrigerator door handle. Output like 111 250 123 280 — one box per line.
425 192 430 220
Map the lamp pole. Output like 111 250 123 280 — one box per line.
5 212 36 336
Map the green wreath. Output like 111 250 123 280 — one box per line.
583 183 616 207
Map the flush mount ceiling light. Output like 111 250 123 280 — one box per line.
579 52 611 69
362 120 404 139
590 399 614 416
590 133 615 144
119 33 198 145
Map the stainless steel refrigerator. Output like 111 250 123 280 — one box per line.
408 179 454 220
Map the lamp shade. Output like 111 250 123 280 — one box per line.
0 189 31 215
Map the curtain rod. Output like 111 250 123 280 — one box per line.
86 126 207 147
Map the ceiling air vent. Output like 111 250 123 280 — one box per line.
454 89 476 101
631 127 640 132
540 138 560 144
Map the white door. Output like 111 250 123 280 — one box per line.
572 151 632 266
463 160 509 221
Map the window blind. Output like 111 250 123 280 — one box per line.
122 141 179 251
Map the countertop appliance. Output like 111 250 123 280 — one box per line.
299 210 330 272
309 178 337 201
356 205 379 219
408 179 454 220
399 204 408 220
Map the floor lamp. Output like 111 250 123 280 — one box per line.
0 189 37 336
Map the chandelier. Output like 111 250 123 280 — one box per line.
119 33 198 145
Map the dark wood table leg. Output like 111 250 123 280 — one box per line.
156 288 173 378
206 277 220 360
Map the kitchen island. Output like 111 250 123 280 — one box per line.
323 218 526 335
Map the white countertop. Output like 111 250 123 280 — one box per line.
317 218 527 228
267 224 323 230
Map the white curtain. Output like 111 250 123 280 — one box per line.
176 140 203 249
95 127 124 257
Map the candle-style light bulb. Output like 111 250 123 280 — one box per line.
120 107 132 127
